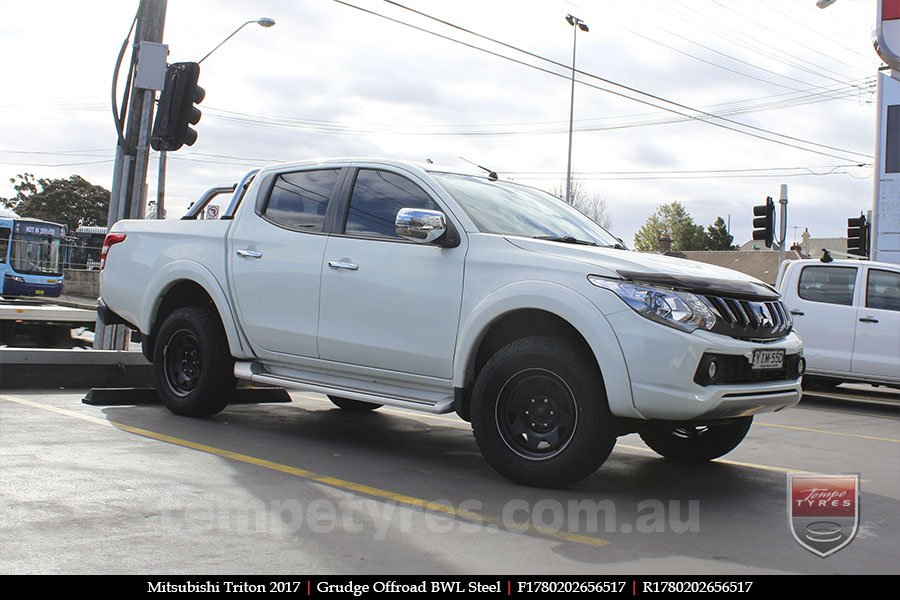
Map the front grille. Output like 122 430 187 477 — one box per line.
694 353 801 386
704 295 792 341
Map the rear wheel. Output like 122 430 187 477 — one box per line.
471 336 616 488
639 417 752 462
154 306 235 417
328 396 382 412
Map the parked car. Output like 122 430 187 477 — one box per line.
99 158 804 487
776 257 900 389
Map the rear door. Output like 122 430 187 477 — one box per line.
228 167 345 360
785 264 860 374
317 167 466 379
851 266 900 380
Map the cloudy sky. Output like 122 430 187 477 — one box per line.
0 0 882 247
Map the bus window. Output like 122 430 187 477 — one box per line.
10 232 62 276
0 226 10 263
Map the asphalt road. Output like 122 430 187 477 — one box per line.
1 389 898 575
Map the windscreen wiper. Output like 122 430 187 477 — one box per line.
533 235 598 246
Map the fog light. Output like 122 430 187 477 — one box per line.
708 359 718 380
797 357 806 377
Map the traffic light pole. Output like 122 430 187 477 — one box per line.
156 150 167 219
778 184 788 267
96 0 168 350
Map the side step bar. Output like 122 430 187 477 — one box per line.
234 362 455 414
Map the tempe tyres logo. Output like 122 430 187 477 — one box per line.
787 474 859 557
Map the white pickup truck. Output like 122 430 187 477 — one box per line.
776 257 900 389
99 158 803 487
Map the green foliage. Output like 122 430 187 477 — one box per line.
633 201 707 252
0 173 110 233
705 216 735 250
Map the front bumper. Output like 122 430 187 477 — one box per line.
605 308 803 421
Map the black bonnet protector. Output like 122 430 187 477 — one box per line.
616 270 780 301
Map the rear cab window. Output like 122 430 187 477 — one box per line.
797 266 858 306
260 169 341 232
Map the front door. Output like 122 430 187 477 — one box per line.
317 168 465 379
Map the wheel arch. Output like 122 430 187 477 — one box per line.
453 282 639 420
140 261 248 361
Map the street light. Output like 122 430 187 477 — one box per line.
198 17 276 64
564 14 588 204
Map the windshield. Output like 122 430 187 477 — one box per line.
10 232 63 276
431 173 621 247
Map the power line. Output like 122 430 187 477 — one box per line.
596 0 868 89
656 0 873 81
368 0 871 160
756 0 878 65
198 82 871 139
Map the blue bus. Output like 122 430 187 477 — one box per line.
0 217 65 298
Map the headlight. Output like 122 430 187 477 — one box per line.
588 276 716 333
6 275 25 283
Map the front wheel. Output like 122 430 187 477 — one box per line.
470 336 616 488
639 417 752 462
154 306 235 417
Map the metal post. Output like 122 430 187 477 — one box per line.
565 24 578 204
156 150 167 219
778 184 788 266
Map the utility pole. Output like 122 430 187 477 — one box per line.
96 0 167 350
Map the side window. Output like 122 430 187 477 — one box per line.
262 169 340 231
866 269 900 312
344 169 440 239
0 227 10 263
797 266 857 306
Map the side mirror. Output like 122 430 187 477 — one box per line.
395 208 447 244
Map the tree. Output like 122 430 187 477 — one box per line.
634 201 707 252
705 216 735 250
549 179 613 230
0 173 110 233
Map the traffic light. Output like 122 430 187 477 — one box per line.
847 214 869 257
151 62 205 152
752 196 775 248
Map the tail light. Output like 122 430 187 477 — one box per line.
100 233 127 271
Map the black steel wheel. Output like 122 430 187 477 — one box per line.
154 306 235 417
639 417 753 462
495 369 578 460
163 329 202 396
471 336 616 488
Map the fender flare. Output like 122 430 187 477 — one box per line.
139 260 250 358
453 280 641 419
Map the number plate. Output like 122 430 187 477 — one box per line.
34 290 44 296
751 349 784 370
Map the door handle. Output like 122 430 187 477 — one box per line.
328 260 358 271
236 249 263 259
790 310 804 316
859 317 879 323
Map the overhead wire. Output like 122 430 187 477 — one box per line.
366 0 871 160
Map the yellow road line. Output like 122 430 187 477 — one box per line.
0 395 608 548
755 421 900 444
